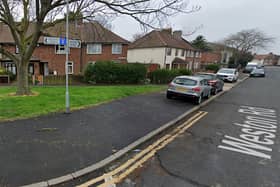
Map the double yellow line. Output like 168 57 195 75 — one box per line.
77 111 208 187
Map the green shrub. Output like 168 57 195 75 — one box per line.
148 69 192 84
84 61 147 84
205 64 220 73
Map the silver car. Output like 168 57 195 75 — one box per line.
166 76 212 105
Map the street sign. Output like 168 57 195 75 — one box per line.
59 37 67 45
43 37 81 48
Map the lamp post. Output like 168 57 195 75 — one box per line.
65 0 70 113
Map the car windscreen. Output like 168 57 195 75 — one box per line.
196 74 215 80
252 68 264 73
173 78 197 86
246 65 257 68
218 69 234 74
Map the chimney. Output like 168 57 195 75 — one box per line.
173 30 182 40
161 28 172 34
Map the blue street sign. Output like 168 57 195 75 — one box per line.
59 37 67 45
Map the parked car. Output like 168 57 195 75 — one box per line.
243 62 259 73
195 72 224 95
166 76 212 105
250 68 265 77
216 68 239 83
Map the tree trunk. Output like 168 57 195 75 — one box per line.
16 61 31 95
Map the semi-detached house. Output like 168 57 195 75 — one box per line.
0 21 129 77
127 28 201 71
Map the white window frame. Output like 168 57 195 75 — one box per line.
181 49 185 57
67 61 74 74
166 48 172 56
87 43 102 54
15 45 19 54
55 45 68 54
112 44 122 54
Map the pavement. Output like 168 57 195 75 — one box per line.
0 84 197 186
119 66 280 187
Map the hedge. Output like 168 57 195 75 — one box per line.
148 69 192 84
84 61 147 84
205 64 220 73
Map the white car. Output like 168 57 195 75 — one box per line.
216 68 239 82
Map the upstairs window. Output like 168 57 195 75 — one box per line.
15 45 19 54
112 44 122 54
181 50 185 57
166 48 172 56
175 49 179 56
87 44 102 54
55 45 68 54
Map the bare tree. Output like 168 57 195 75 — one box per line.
0 0 200 95
223 29 275 66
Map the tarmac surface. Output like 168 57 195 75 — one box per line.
0 86 196 186
119 67 280 187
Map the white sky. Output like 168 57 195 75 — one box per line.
111 0 280 54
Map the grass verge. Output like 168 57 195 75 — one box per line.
0 85 166 121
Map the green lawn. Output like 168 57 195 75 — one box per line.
0 85 166 121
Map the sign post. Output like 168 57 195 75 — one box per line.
65 0 70 114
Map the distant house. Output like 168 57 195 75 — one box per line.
127 28 201 71
254 53 280 66
0 21 129 77
207 43 234 66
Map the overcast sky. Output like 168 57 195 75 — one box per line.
112 0 280 54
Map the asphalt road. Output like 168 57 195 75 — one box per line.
0 85 198 186
119 66 280 187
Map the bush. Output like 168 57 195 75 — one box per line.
84 61 147 84
205 64 220 73
148 69 192 84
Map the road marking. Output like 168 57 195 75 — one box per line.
218 106 278 159
77 111 208 187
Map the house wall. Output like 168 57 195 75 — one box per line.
127 47 166 68
201 52 221 64
1 43 128 75
165 48 186 67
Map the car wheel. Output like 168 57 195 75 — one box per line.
206 90 211 99
166 93 173 99
195 95 202 105
213 88 218 95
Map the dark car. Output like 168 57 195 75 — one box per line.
195 73 224 95
250 68 265 77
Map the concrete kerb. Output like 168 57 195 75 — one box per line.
21 77 248 187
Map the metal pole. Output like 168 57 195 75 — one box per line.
65 0 70 113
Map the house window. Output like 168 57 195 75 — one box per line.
55 45 68 54
87 44 102 54
166 48 172 56
166 64 170 69
67 61 73 74
15 45 19 54
181 50 185 57
175 49 179 56
112 44 122 54
88 61 96 65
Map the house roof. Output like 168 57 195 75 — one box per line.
0 21 129 44
129 29 195 50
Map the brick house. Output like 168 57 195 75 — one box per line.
253 53 280 66
127 28 201 71
0 21 129 77
200 43 234 68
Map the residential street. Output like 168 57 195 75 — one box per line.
119 66 280 187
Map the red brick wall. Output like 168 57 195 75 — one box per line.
201 52 221 64
1 43 128 75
